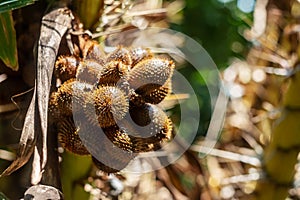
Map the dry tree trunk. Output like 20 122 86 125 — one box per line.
248 0 300 199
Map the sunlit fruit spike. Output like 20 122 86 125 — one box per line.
55 56 80 82
85 86 129 128
76 60 105 85
98 47 132 85
49 79 75 119
57 117 90 155
129 47 153 67
49 79 94 122
106 46 132 66
134 82 170 104
85 42 106 64
102 125 133 151
98 61 129 85
128 58 174 90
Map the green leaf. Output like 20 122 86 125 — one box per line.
61 151 92 200
0 192 9 200
0 11 18 71
0 0 37 13
73 0 104 29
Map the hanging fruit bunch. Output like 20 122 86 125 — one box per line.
49 35 175 173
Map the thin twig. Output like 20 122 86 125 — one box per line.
190 145 261 167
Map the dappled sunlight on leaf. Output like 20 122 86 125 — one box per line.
0 11 18 71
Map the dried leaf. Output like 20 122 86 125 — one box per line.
1 8 73 178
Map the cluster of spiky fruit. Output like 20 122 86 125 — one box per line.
49 40 175 173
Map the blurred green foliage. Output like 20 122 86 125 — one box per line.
0 192 9 200
171 0 251 138
61 152 92 200
0 11 18 71
0 0 38 71
175 0 251 68
0 0 37 13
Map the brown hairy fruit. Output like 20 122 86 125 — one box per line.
128 104 173 151
92 147 134 174
55 56 80 82
85 86 129 128
102 125 133 151
76 60 105 85
51 45 175 173
128 58 174 90
98 61 129 86
49 79 93 120
49 79 75 119
57 117 90 155
135 83 170 104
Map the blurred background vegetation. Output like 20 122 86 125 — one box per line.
2 0 299 199
0 0 252 199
